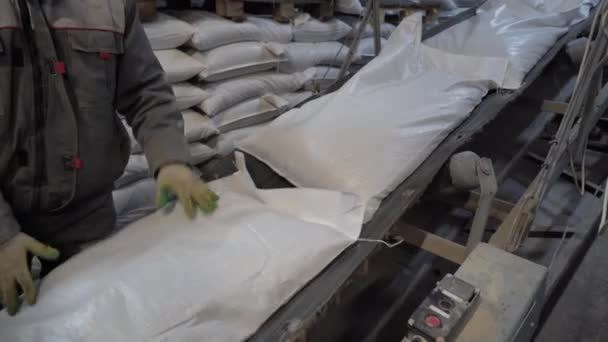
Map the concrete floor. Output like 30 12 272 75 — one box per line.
535 230 608 342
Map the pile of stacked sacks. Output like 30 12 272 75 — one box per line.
113 10 368 227
167 10 358 155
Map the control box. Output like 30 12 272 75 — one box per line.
405 274 480 342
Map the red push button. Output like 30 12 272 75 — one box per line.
425 314 441 328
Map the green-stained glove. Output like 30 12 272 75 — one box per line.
156 163 220 218
0 233 60 316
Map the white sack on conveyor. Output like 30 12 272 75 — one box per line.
154 49 205 83
190 42 286 81
304 66 342 91
424 0 597 89
211 124 269 156
0 154 363 342
240 14 506 220
355 37 387 60
279 91 315 108
279 42 351 73
293 14 351 42
189 142 217 165
174 11 292 51
113 178 157 230
213 94 289 133
336 0 364 15
114 154 150 189
143 13 195 50
198 70 313 116
182 110 219 142
172 83 210 111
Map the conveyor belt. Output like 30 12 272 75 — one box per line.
239 10 595 341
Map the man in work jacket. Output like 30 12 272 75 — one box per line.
0 0 219 316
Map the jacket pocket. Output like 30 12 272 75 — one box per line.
67 30 124 107
75 103 125 199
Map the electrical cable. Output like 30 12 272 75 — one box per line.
599 178 608 234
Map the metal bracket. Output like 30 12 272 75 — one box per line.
394 156 498 264
466 158 497 254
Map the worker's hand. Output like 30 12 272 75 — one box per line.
156 163 220 218
0 233 60 316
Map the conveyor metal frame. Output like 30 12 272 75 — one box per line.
245 8 596 342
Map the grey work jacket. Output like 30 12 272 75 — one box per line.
0 0 190 244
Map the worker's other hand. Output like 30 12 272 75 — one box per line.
0 233 60 316
156 163 220 218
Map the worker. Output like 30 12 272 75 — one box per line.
0 0 219 316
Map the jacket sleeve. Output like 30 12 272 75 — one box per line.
114 0 191 175
0 193 20 245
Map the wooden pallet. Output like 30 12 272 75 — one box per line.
216 0 334 23
136 0 158 21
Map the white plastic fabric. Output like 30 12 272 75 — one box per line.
213 94 289 133
172 83 210 111
356 37 387 59
174 11 292 51
336 0 365 15
190 42 286 81
293 14 352 42
120 119 142 154
113 178 157 230
279 91 315 108
213 124 269 156
114 154 150 189
143 13 195 50
182 110 219 142
189 142 217 164
198 70 313 116
240 14 503 220
0 155 364 342
279 42 351 73
154 49 205 83
424 0 598 89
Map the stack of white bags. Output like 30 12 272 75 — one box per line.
114 9 362 230
113 8 368 233
157 10 357 156
144 13 218 161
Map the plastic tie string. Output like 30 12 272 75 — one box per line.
357 236 405 248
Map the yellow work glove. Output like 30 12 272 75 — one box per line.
0 233 60 316
156 163 220 218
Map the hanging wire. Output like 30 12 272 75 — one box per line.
599 179 608 234
323 0 370 81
